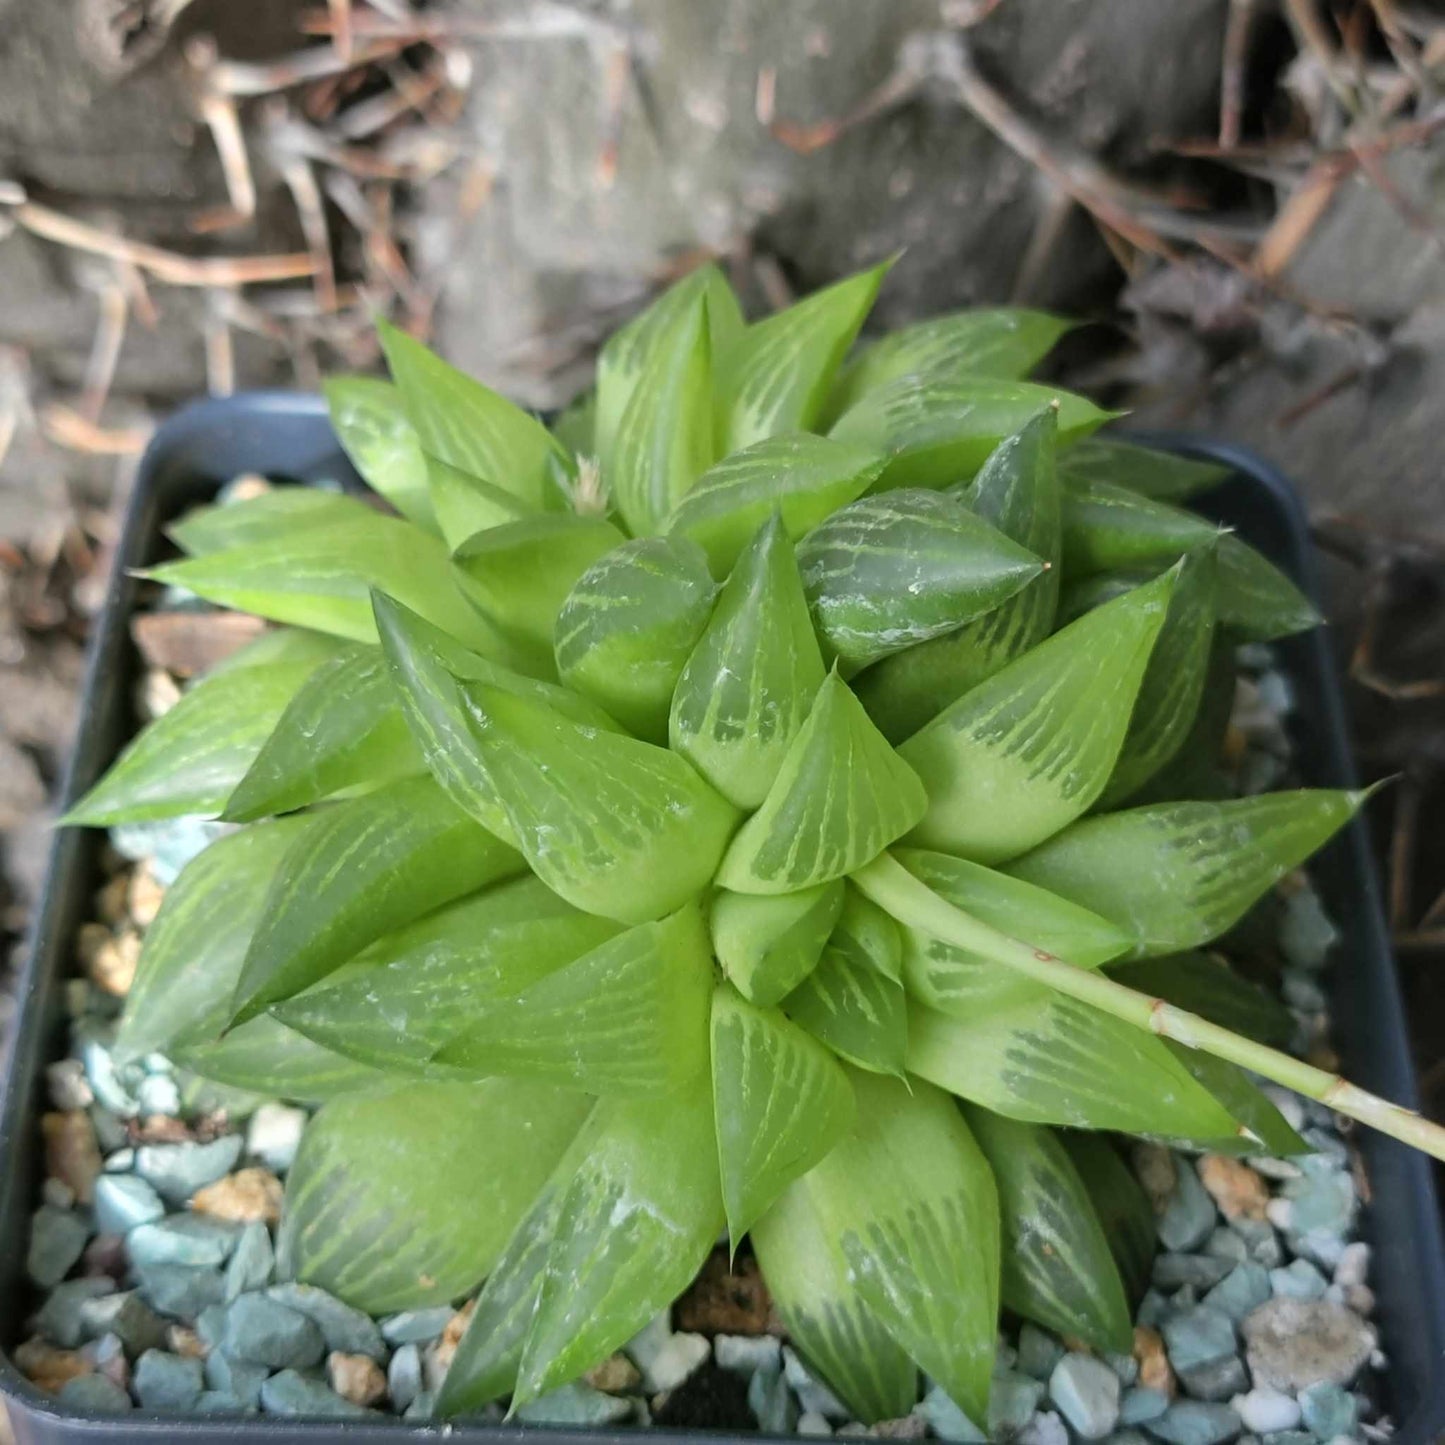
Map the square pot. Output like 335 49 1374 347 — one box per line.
2 394 1442 1443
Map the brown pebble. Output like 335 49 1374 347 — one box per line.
585 1353 643 1392
328 1351 387 1407
88 931 140 997
1133 1325 1176 1398
1197 1154 1270 1222
429 1300 476 1382
95 875 130 926
676 1250 784 1336
192 1168 283 1225
1130 1143 1178 1216
129 1116 193 1145
869 1417 928 1439
15 1338 92 1393
42 1111 102 1205
126 865 166 929
167 1325 207 1359
132 609 267 679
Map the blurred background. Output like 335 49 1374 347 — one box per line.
0 0 1442 1222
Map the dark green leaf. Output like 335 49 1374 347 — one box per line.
710 881 844 1007
1058 1133 1155 1303
1108 950 1294 1047
323 376 436 530
1061 478 1220 576
1057 437 1231 503
1168 1047 1308 1157
1216 533 1321 640
279 1079 590 1313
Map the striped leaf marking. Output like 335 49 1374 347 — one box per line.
670 514 825 807
1061 477 1220 575
666 433 884 575
230 774 525 1023
856 408 1062 742
716 672 926 893
710 880 844 1007
512 1081 725 1406
825 307 1071 423
279 1079 589 1313
711 983 855 1244
1060 1133 1155 1303
272 876 623 1071
900 568 1175 863
963 1106 1132 1352
432 903 713 1094
223 644 423 822
1004 789 1365 959
169 488 376 556
379 320 566 512
323 375 436 531
555 535 717 742
829 373 1112 490
797 488 1044 674
722 260 892 453
461 681 739 923
173 1016 386 1104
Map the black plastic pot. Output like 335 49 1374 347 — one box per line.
1 393 1442 1444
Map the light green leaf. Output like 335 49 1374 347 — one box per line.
595 264 742 473
610 291 714 537
168 489 377 557
667 433 884 576
717 673 926 894
1098 545 1218 808
671 515 825 807
323 376 436 530
721 260 892 452
512 1081 725 1406
895 849 1132 1018
460 681 739 923
555 536 717 742
551 388 597 461
906 994 1242 1142
209 626 343 675
963 1106 1132 1352
222 645 422 822
827 308 1072 422
272 876 623 1072
1061 477 1221 575
751 1163 919 1425
231 774 525 1022
1059 1133 1155 1303
1108 950 1294 1047
856 408 1062 741
279 1078 590 1313
711 881 844 1007
425 455 532 551
797 488 1044 674
433 903 713 1094
829 375 1111 490
784 894 908 1077
784 1073 999 1424
1215 533 1321 639
452 513 626 677
900 568 1175 863
372 591 620 844
379 320 564 511
64 647 339 825
1004 790 1364 959
1057 436 1231 502
711 983 855 1245
174 1017 386 1105
146 513 496 652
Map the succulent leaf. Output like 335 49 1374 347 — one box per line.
899 567 1175 862
1059 1133 1155 1303
512 1081 725 1406
432 903 713 1093
711 880 844 1006
174 1017 387 1103
963 1106 1133 1352
667 433 885 575
797 487 1045 674
721 260 892 452
827 308 1071 422
717 672 927 893
323 375 436 531
64 643 340 825
555 535 717 741
461 681 739 922
1057 436 1231 503
1108 950 1295 1047
222 644 423 822
829 374 1111 490
1168 1047 1308 1156
169 488 376 556
231 774 525 1022
279 1079 590 1313
379 320 566 511
671 514 825 806
425 454 532 550
610 291 715 536
1004 790 1364 958
711 983 855 1245
1215 532 1321 639
856 408 1062 740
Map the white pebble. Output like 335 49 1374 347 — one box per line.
1231 1387 1301 1434
798 1411 833 1436
1265 1198 1294 1229
246 1103 307 1173
1333 1242 1370 1289
1259 1085 1305 1131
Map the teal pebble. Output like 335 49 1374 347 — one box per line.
127 1215 242 1269
1118 1388 1169 1425
93 1174 165 1235
1298 1382 1358 1439
1161 1306 1237 1373
265 1282 385 1359
515 1383 633 1425
57 1374 133 1413
748 1366 798 1435
1203 1263 1272 1323
35 1279 114 1348
1017 1323 1065 1381
27 1206 90 1289
258 1369 371 1418
221 1294 326 1370
225 1223 274 1301
1145 1400 1243 1445
133 1349 204 1411
204 1349 269 1407
134 1262 227 1319
380 1307 454 1344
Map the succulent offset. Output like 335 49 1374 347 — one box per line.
66 260 1433 1427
